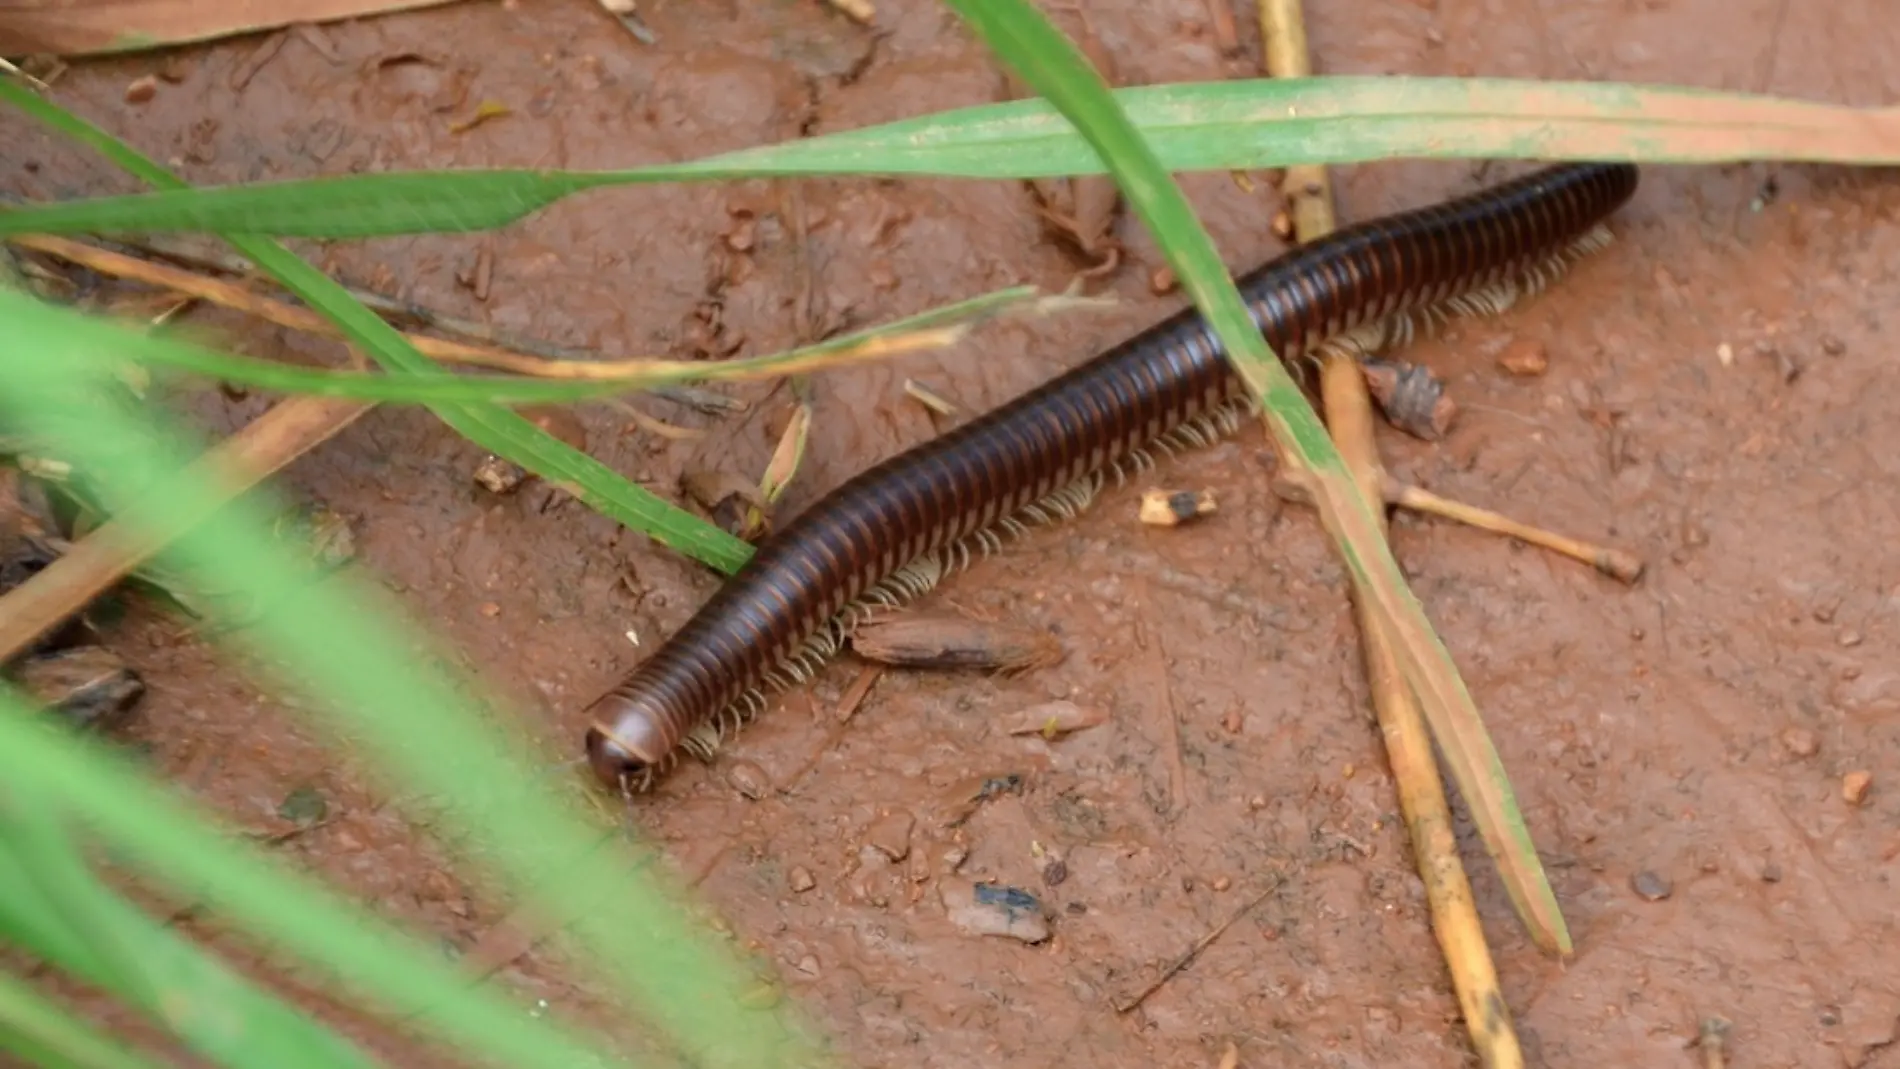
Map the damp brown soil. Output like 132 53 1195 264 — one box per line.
5 2 1900 1067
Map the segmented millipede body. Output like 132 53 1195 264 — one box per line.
584 162 1641 792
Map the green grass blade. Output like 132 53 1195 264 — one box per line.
0 793 383 1069
4 75 1896 239
0 706 651 1069
0 293 825 1069
0 75 753 576
0 967 167 1069
938 2 1571 953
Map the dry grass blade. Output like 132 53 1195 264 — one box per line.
0 395 373 663
1261 1 1532 1064
8 232 1026 390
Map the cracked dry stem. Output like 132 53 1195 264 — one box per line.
1257 1 1528 1067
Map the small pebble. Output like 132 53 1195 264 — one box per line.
863 809 915 862
725 759 773 800
1821 334 1846 357
1221 709 1243 734
473 454 528 494
1838 629 1863 648
787 865 816 893
1042 858 1068 887
1630 870 1673 901
1779 726 1819 758
1760 861 1783 883
1843 770 1873 806
277 785 328 824
792 954 820 978
1772 346 1803 382
941 882 1050 944
1716 342 1734 366
124 75 159 103
1211 875 1232 892
1497 339 1549 377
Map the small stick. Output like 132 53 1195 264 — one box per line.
1272 467 1645 584
1137 609 1189 814
1259 2 1530 1069
781 666 882 794
1696 1017 1731 1069
0 395 373 664
5 231 739 414
1384 478 1645 584
1114 873 1284 1013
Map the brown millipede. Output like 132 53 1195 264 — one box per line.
582 162 1642 792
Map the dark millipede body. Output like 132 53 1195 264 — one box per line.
584 162 1641 792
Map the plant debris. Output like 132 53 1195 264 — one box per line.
849 611 1064 674
1138 488 1216 527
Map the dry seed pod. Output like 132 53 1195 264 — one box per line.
1138 488 1216 527
849 611 1063 674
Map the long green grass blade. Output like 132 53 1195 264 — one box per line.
0 795 381 1069
0 286 824 1069
0 75 753 575
0 705 646 1069
3 75 1895 239
0 967 165 1069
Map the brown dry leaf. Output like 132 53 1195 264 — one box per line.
0 0 469 57
759 402 812 506
850 612 1064 674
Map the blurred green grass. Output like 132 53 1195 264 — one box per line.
3 3 1894 1067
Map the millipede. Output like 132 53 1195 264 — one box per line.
582 161 1642 793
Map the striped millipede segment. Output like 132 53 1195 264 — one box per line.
583 162 1642 793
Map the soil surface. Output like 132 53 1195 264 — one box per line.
5 1 1900 1067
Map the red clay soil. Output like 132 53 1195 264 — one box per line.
4 1 1900 1067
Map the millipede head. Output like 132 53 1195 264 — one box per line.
584 720 667 792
